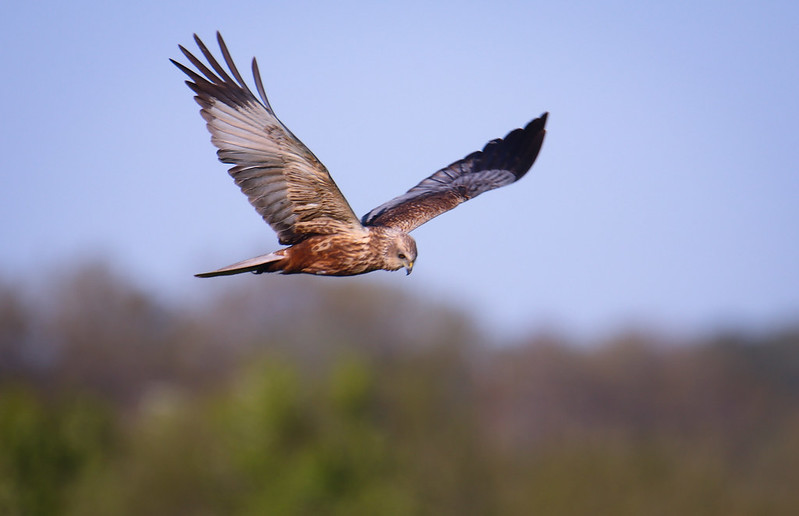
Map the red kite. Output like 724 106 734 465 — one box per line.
172 33 547 277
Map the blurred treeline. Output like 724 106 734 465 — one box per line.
1 262 798 515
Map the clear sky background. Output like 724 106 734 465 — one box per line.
2 1 798 339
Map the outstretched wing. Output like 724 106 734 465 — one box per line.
362 113 548 233
172 32 364 245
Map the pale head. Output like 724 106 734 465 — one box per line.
385 231 417 275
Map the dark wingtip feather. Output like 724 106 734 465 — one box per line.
251 57 273 111
475 112 548 181
172 32 266 113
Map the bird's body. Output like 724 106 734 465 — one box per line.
172 33 547 278
199 226 415 277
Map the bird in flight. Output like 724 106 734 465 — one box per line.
172 33 547 278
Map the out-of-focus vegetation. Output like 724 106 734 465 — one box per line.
1 262 798 515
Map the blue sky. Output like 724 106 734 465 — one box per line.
2 1 798 338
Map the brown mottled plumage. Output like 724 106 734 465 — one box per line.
172 33 547 277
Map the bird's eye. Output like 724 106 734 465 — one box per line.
398 253 406 260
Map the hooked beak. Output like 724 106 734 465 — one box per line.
405 261 414 275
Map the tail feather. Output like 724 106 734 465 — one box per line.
195 251 284 278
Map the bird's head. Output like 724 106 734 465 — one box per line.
387 232 417 275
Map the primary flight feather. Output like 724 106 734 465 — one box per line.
172 32 547 277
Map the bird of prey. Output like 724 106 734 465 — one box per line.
172 33 547 278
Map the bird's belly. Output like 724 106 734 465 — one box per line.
282 236 377 276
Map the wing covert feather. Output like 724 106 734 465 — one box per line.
361 113 548 232
172 32 363 245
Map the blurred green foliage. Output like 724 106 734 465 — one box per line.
0 388 113 516
1 264 798 514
